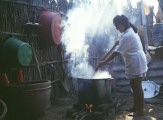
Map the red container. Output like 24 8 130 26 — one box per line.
38 11 63 48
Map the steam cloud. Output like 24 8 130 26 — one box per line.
61 0 158 78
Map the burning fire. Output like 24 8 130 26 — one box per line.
85 104 93 112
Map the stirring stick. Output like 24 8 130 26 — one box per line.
95 41 119 72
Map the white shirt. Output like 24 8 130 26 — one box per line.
114 27 148 75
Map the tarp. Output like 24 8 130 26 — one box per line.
158 0 163 11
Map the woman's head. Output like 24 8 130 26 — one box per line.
113 15 137 33
113 15 130 33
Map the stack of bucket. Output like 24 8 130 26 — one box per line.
0 37 33 84
0 37 51 120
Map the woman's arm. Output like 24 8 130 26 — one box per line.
95 51 119 71
103 51 119 63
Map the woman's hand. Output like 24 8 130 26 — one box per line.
95 60 106 71
115 40 120 45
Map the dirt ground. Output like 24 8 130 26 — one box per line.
39 85 163 120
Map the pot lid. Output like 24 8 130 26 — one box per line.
38 11 63 48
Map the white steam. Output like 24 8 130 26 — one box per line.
62 0 150 78
93 71 112 79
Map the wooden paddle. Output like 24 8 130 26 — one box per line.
95 41 119 72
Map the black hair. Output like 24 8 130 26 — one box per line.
113 15 137 33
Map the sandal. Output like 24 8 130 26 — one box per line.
127 112 144 117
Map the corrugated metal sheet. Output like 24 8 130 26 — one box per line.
112 58 163 85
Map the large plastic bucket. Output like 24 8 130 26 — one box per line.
0 37 33 68
0 80 51 120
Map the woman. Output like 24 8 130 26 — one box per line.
96 15 148 116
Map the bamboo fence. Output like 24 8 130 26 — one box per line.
0 1 68 83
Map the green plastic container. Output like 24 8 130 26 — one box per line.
1 37 33 68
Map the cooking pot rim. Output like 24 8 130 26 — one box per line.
76 77 114 81
1 80 51 87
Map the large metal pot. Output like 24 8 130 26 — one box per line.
77 78 113 106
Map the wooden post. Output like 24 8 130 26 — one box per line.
32 45 42 81
140 0 149 53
